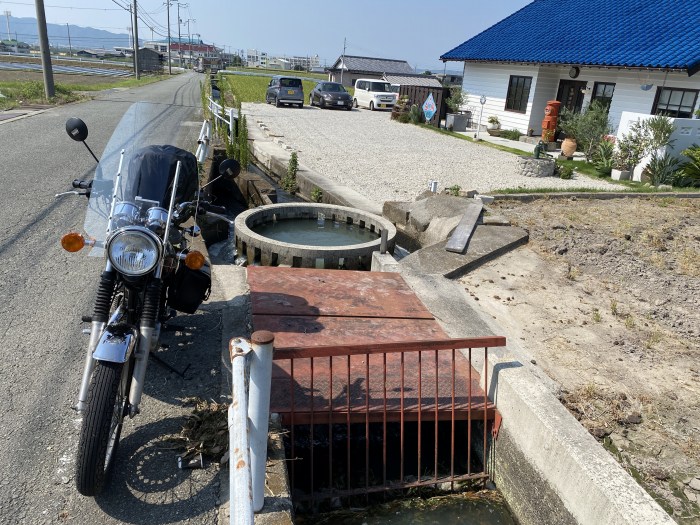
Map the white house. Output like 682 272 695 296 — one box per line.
440 0 700 137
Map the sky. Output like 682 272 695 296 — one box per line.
2 0 531 72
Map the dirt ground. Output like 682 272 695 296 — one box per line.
459 196 700 523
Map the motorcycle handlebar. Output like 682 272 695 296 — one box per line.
198 202 227 214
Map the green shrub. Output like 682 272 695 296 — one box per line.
310 187 323 202
445 86 467 113
643 152 680 186
500 129 522 141
593 138 615 177
558 164 574 179
17 81 46 100
447 185 461 196
409 104 424 124
281 151 298 193
557 100 612 161
675 144 700 187
238 114 249 170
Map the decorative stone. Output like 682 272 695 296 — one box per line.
689 477 700 491
517 156 555 177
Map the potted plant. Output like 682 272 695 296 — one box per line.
487 115 500 130
557 107 579 157
445 86 468 131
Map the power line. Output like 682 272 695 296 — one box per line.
1 1 122 11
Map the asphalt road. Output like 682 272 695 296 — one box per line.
0 72 226 524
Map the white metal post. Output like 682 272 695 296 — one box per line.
248 331 275 512
229 338 254 525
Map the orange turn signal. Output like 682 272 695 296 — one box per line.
61 232 86 252
184 250 206 270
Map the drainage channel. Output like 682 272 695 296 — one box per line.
235 160 516 523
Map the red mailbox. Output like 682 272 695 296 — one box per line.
541 100 561 142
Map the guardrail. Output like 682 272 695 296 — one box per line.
195 120 211 163
208 96 237 139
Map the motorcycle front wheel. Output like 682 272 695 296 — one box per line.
75 360 131 496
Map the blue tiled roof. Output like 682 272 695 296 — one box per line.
440 0 700 75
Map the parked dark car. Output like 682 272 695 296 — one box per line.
266 76 304 108
309 82 353 110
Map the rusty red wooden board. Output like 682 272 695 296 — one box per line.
248 266 435 319
253 315 448 349
246 266 497 424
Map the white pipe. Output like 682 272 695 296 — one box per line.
229 338 254 525
248 331 274 512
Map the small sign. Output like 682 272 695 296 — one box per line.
422 93 437 122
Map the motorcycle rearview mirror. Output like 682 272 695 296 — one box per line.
218 158 241 180
66 117 88 142
65 117 99 163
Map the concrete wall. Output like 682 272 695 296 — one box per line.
399 272 676 525
616 111 700 180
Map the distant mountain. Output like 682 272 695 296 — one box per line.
7 15 132 50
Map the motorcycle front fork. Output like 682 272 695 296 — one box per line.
75 318 160 416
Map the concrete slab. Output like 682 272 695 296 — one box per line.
399 225 529 278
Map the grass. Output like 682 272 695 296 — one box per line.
226 66 328 81
0 74 167 110
221 74 346 105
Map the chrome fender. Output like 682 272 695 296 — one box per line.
93 327 139 363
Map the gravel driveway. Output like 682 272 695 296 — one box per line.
243 102 624 204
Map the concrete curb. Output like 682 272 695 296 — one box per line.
399 270 676 525
494 191 700 202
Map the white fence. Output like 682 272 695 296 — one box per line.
208 96 238 139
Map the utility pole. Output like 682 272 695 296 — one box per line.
339 37 346 85
176 3 188 68
132 0 140 79
34 0 54 98
185 18 194 68
66 23 72 57
3 10 10 42
165 0 172 74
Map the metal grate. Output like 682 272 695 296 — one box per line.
271 337 505 509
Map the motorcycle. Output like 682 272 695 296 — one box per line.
59 102 240 497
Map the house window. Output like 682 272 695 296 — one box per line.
505 75 532 113
591 82 615 109
652 87 698 119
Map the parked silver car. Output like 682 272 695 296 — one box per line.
266 76 304 108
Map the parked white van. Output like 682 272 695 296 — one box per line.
352 79 398 110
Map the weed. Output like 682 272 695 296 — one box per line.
610 299 618 316
310 187 323 202
592 308 602 322
566 263 580 280
625 315 635 329
447 185 461 196
280 151 299 193
645 330 663 349
678 247 700 276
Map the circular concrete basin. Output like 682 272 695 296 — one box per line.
234 203 396 270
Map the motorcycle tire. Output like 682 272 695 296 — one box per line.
75 360 130 496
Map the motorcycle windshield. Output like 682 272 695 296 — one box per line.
84 102 199 257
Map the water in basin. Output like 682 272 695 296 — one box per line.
252 217 379 246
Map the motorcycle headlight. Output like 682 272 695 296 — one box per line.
107 226 162 276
